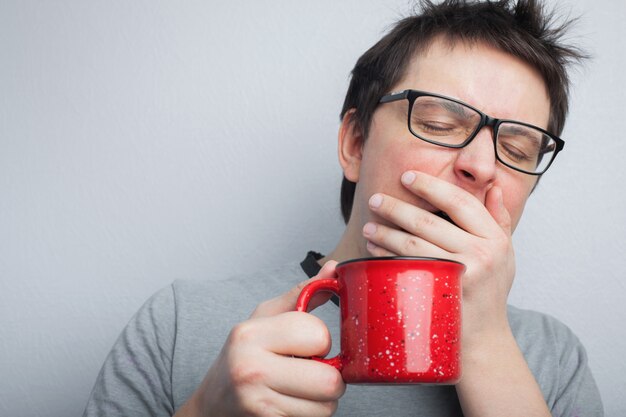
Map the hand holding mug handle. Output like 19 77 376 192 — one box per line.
296 279 343 371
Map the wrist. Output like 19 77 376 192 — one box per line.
462 305 511 353
461 324 517 370
456 329 550 417
174 385 208 417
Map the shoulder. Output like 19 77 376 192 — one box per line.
128 260 309 364
139 261 310 406
507 304 586 373
508 304 580 346
170 261 307 315
135 260 309 338
84 261 310 415
507 305 603 415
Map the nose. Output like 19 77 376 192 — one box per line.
453 127 497 193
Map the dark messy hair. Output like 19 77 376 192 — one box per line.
339 0 586 224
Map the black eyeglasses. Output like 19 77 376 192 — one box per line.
379 89 564 175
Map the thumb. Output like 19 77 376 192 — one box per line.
485 186 512 235
251 260 338 318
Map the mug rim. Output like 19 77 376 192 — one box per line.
336 256 464 268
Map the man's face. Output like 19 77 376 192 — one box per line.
348 38 550 240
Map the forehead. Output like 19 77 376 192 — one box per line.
396 37 551 128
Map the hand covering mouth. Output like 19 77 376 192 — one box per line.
434 211 458 227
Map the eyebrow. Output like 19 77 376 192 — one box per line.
500 125 547 149
504 125 541 140
440 100 474 119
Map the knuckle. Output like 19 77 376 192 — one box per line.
251 300 271 316
411 213 436 232
229 359 265 387
320 400 339 417
497 233 513 251
474 243 495 271
294 279 312 293
229 321 257 346
473 235 511 273
450 191 473 209
402 235 421 254
322 369 346 399
286 280 315 306
239 392 278 417
251 295 286 318
252 397 280 417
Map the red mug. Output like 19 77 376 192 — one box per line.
296 256 465 384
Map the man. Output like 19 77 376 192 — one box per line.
83 1 603 416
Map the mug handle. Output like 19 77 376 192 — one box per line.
295 278 343 371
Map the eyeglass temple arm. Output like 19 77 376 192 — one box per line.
379 90 410 103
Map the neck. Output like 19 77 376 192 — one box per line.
319 215 368 266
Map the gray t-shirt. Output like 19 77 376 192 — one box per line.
82 261 603 416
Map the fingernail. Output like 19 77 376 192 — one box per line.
366 241 377 251
363 222 377 236
401 171 416 185
369 194 383 208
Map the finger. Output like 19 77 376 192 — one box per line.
252 260 338 318
239 384 339 417
484 186 512 235
365 239 397 257
265 395 338 417
367 193 466 253
267 355 346 402
400 171 501 238
364 222 453 258
236 311 332 357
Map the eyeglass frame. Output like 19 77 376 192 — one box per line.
378 89 565 176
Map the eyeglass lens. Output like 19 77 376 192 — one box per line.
410 96 557 174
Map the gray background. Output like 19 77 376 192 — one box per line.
1 0 624 416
